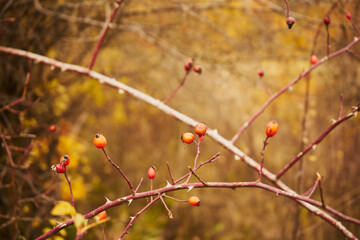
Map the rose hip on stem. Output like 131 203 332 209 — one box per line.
259 121 279 181
95 134 135 194
181 132 195 144
286 16 295 29
148 166 156 201
258 70 264 77
310 54 318 64
323 16 331 25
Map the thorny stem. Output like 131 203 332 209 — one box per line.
159 194 173 219
258 136 269 181
102 148 135 194
118 195 161 239
64 169 75 209
166 162 175 185
0 46 358 239
276 105 360 179
88 0 123 70
35 181 360 240
230 37 360 144
163 70 190 104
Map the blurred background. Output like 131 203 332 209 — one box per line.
0 0 359 239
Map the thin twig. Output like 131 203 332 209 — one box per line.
166 162 175 185
135 178 144 193
88 1 123 70
102 223 106 240
188 167 207 186
230 38 360 143
326 25 330 57
259 76 272 96
64 169 75 209
339 94 343 119
102 148 135 194
150 179 153 201
175 151 220 185
159 194 173 219
318 178 326 208
163 71 190 104
0 128 29 169
0 46 358 239
258 136 269 181
185 139 201 183
34 181 360 240
276 105 360 179
118 195 160 239
163 194 188 203
303 179 319 198
283 0 290 17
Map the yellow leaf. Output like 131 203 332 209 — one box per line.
51 201 76 216
74 213 86 228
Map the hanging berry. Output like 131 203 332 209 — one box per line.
188 196 200 206
181 132 195 144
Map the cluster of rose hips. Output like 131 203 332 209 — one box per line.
181 122 207 144
184 58 202 74
51 154 70 173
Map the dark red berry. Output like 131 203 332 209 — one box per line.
323 16 331 26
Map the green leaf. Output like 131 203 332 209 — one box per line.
51 201 76 216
